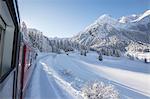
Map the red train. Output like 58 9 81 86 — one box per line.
18 38 37 99
0 0 37 99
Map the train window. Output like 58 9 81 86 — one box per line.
0 1 16 82
0 24 14 79
0 17 12 79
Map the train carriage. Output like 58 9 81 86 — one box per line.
19 38 37 99
0 0 37 99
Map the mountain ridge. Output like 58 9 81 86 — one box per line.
71 10 150 54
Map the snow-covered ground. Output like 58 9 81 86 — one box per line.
25 52 150 99
127 52 150 62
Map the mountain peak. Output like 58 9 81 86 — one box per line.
97 14 113 21
96 14 117 25
98 14 111 19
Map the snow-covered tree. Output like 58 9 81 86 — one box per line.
21 22 29 42
99 54 103 61
84 50 87 56
127 53 134 60
81 81 119 99
144 58 149 63
81 50 83 55
97 50 103 61
113 49 121 57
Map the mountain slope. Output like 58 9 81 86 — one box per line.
72 10 150 54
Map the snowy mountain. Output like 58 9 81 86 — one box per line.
72 10 150 55
21 10 150 58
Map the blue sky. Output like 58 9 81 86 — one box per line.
18 0 150 38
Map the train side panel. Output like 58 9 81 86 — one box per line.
20 44 36 99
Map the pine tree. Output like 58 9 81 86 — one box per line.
81 50 83 55
84 50 86 56
144 58 148 63
98 51 103 61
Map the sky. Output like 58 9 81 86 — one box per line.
18 0 150 38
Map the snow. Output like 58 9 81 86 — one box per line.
21 9 150 99
25 53 75 99
133 10 150 22
119 10 150 23
127 52 150 62
81 81 119 99
25 52 150 99
119 15 139 24
96 14 118 26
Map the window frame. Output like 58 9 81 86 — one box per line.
0 17 5 79
0 24 5 78
0 16 13 82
